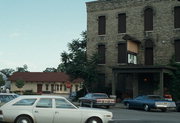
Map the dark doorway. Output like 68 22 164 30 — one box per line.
37 84 42 94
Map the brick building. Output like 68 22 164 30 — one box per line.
86 0 180 99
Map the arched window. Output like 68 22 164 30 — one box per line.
144 8 153 31
174 6 180 28
145 39 153 65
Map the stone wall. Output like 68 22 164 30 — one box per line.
86 0 180 86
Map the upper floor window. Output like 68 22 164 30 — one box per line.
118 13 126 33
175 39 180 62
144 8 153 31
118 43 127 63
98 44 106 64
98 16 106 35
128 53 137 64
174 7 180 29
145 39 153 65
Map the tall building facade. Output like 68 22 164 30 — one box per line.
86 0 180 99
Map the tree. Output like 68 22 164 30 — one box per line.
15 79 25 89
59 31 99 92
43 67 57 72
0 68 15 77
0 75 5 87
16 64 29 72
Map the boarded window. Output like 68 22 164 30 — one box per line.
118 13 126 33
145 40 153 65
174 7 180 28
118 43 127 63
144 8 153 31
98 44 106 64
175 40 180 62
98 16 106 35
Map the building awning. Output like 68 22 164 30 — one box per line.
112 65 176 74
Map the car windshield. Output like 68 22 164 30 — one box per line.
148 95 164 100
92 94 108 98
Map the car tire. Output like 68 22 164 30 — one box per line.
161 108 167 112
144 104 150 111
16 115 33 123
87 117 102 123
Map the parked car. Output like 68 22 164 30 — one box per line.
0 93 19 106
69 92 77 101
0 95 113 123
176 101 180 112
79 93 115 108
123 95 176 112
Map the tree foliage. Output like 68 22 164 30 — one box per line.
169 56 180 100
0 68 15 77
43 67 57 72
16 64 29 72
59 31 99 91
15 79 25 89
0 75 5 86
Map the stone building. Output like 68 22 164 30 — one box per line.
86 0 180 99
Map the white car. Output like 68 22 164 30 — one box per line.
0 95 113 123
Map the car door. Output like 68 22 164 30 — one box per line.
53 98 82 123
33 98 54 123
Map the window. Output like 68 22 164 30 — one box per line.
98 16 106 35
56 84 59 91
118 13 126 33
98 44 106 64
13 99 36 106
145 39 153 65
36 98 52 108
144 8 153 31
60 84 62 91
64 85 67 91
175 39 180 62
128 53 137 64
55 99 75 109
46 84 49 91
174 6 180 28
118 43 127 63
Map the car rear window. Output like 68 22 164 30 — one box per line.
93 94 108 98
13 99 37 106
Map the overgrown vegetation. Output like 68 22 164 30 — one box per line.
169 56 180 101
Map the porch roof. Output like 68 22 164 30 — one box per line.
112 65 176 74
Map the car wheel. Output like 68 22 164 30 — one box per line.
106 106 110 109
87 117 102 123
16 115 33 123
144 104 150 111
161 108 167 112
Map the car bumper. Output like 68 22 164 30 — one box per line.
95 103 115 106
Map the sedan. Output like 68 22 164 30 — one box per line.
123 95 176 112
79 93 115 108
0 95 113 123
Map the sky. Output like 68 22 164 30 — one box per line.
0 0 94 72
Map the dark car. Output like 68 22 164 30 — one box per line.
79 93 115 108
176 101 180 112
123 95 176 112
